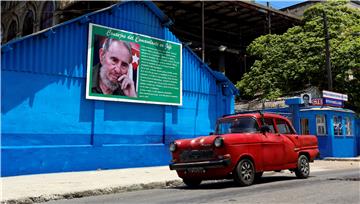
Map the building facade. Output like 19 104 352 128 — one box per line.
1 2 237 176
1 1 114 44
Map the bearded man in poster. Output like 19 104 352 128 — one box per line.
92 38 137 97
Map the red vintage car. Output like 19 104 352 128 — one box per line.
169 112 319 187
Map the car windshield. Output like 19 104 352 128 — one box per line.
215 117 259 134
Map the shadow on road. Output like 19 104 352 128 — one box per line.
175 175 299 190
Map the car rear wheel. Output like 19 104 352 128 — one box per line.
295 155 310 179
183 179 202 188
234 158 255 186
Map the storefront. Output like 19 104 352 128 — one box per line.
298 107 356 157
284 91 358 158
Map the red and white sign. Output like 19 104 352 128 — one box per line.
311 98 323 106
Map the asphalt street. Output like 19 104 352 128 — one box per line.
46 168 360 204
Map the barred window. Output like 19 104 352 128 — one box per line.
333 116 343 136
316 115 327 135
345 117 353 136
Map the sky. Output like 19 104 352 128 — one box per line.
256 0 307 9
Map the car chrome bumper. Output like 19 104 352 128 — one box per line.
169 158 231 170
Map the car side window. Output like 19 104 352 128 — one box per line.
276 119 294 134
263 118 276 133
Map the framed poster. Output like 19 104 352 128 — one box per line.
86 23 182 106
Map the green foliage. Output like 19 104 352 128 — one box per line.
236 0 360 112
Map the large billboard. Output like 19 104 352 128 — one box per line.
86 24 182 106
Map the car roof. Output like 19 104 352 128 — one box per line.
222 112 288 121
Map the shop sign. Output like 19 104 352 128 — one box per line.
322 90 348 101
86 24 182 106
323 98 343 107
311 98 323 106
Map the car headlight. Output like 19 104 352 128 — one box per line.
214 137 224 148
169 142 177 152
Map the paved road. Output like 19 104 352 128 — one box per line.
46 169 360 204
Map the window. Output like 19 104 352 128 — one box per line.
215 117 259 134
345 117 352 136
264 118 276 133
1 2 7 10
276 119 294 134
7 20 17 42
316 115 327 135
333 116 343 136
40 2 54 30
1 24 4 42
23 10 34 36
301 118 309 135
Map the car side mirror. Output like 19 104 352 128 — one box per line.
260 126 271 134
209 132 214 135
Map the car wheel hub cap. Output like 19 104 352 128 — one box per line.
300 159 309 174
241 162 253 181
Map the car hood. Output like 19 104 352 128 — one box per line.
175 135 218 149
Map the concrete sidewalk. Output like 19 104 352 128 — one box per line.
2 159 360 204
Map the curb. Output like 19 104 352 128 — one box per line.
323 157 360 162
2 180 183 204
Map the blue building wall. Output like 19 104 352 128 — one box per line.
1 2 236 176
355 118 360 155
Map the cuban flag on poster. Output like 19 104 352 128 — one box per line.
130 42 140 93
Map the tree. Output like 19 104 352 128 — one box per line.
236 1 360 112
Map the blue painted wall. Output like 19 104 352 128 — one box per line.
1 2 236 176
355 118 360 155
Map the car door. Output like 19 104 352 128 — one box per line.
261 117 285 169
275 118 299 165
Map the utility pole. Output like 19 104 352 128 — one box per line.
323 12 333 90
267 2 271 34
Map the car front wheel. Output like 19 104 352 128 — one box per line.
295 155 310 179
234 158 255 186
